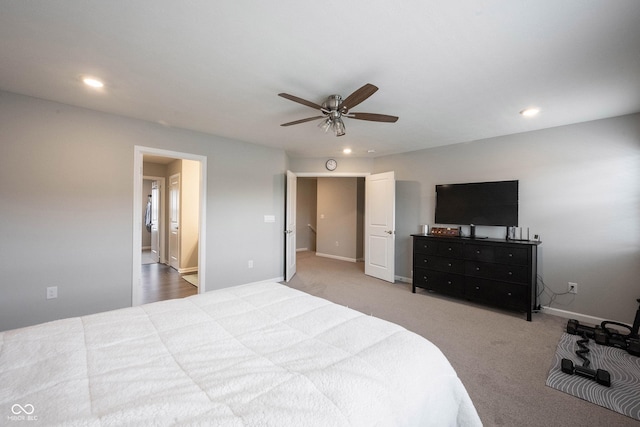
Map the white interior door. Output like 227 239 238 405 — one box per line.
150 181 160 263
169 173 180 271
365 171 395 282
285 170 297 281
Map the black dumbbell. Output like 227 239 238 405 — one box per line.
561 358 574 374
567 319 579 335
560 358 611 387
595 368 611 387
594 326 608 345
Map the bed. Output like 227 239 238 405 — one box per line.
1 282 481 426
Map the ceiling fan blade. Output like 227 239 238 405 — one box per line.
340 83 378 111
278 93 323 110
349 112 399 123
280 116 324 126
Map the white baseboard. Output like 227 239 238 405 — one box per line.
541 306 617 326
142 246 151 250
315 252 357 263
296 247 308 252
395 275 412 284
178 267 198 274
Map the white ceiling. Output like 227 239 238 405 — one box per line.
1 1 639 158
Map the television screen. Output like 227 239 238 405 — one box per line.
435 180 518 226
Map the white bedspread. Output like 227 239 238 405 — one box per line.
1 282 481 426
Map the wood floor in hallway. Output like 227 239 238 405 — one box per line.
141 262 197 304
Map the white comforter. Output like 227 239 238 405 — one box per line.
1 282 481 426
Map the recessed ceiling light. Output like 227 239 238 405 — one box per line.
343 148 352 154
520 107 540 117
367 149 376 154
82 76 104 88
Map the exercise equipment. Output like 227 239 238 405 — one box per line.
566 298 640 357
561 333 611 387
561 298 640 387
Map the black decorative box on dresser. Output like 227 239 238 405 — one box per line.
411 234 540 321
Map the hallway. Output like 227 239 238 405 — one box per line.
141 261 197 304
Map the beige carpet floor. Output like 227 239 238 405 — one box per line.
285 251 638 427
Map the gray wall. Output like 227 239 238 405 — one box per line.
290 157 373 174
375 114 640 323
0 91 286 331
2 89 638 329
316 178 363 261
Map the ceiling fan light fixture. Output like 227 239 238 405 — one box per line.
333 118 346 137
318 117 332 133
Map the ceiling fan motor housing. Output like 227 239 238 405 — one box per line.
322 95 344 117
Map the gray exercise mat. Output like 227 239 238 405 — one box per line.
546 332 640 421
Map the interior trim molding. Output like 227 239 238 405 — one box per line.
316 252 357 263
541 306 617 325
133 145 207 306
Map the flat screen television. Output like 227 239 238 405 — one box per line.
435 180 518 226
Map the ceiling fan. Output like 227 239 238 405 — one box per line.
278 83 398 137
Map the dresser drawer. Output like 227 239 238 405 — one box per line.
466 278 528 311
495 246 529 265
414 268 464 296
463 244 495 262
413 238 438 255
435 241 463 258
465 261 528 284
414 253 464 274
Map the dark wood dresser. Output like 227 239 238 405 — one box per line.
411 234 540 321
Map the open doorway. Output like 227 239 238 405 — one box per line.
286 171 396 283
132 147 207 306
297 177 365 262
142 176 164 265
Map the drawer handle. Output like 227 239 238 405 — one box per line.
423 276 428 281
475 286 480 290
448 263 452 267
508 271 513 275
476 267 480 271
509 253 513 257
507 292 512 296
448 247 452 251
476 250 480 254
447 281 452 285
424 259 428 263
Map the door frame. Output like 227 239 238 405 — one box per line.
285 170 297 281
132 146 207 306
168 172 181 271
288 171 371 279
143 175 165 264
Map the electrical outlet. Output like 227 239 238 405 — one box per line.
248 260 253 269
568 282 578 294
46 286 58 299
